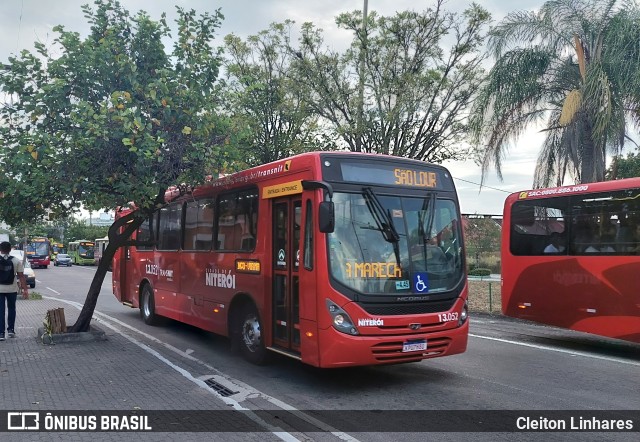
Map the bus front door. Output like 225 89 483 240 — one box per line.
272 199 302 354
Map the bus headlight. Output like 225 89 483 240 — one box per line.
459 302 468 326
326 299 359 335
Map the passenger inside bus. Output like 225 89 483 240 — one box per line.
543 232 565 253
627 223 640 254
572 221 596 253
583 229 616 253
599 227 616 253
615 214 633 249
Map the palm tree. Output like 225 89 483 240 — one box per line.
470 0 640 187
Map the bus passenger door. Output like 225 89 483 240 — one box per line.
272 198 302 354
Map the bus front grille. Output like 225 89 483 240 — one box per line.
359 299 457 316
370 338 451 363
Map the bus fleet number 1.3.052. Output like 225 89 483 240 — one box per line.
438 312 459 322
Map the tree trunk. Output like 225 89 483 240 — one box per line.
68 212 143 332
580 120 605 183
46 308 67 333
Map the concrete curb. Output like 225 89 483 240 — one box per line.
36 324 107 345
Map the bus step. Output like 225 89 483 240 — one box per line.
122 302 134 308
267 346 301 360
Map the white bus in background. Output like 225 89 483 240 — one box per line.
94 236 111 271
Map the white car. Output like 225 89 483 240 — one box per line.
9 250 36 288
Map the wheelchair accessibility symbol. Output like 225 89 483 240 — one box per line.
412 272 429 293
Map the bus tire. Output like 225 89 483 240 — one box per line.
238 303 268 365
140 284 161 326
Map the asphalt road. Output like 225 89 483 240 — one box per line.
30 265 639 441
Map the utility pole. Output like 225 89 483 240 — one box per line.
355 0 368 153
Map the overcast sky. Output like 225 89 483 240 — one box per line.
1 0 548 216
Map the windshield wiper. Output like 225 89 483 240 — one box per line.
362 187 400 243
362 187 402 270
418 194 436 269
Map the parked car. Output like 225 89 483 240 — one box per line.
54 253 73 267
8 250 35 288
22 260 36 288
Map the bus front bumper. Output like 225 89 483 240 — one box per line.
316 319 469 368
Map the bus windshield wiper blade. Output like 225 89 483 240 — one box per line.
418 194 435 269
362 187 400 243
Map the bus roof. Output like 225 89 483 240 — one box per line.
160 151 456 202
505 177 640 207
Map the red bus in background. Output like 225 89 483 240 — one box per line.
26 237 51 268
112 152 468 367
502 178 640 343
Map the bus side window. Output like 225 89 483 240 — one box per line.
215 187 258 251
183 199 214 251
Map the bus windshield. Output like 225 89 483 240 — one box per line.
79 243 95 258
27 241 49 257
328 191 463 295
52 243 66 255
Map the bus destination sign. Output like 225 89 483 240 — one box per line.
393 168 437 188
334 161 451 190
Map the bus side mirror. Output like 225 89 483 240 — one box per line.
318 201 335 233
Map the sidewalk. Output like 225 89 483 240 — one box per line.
0 297 291 441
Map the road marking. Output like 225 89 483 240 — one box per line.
470 333 640 367
42 295 359 442
46 287 61 295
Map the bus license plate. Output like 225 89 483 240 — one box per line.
402 340 427 353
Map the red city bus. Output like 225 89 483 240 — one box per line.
502 178 640 343
26 237 51 268
113 152 469 367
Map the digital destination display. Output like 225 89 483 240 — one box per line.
336 161 452 190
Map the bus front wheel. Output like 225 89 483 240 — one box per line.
140 285 161 326
238 304 268 365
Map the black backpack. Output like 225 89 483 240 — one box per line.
0 255 15 285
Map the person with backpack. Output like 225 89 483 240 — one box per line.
0 241 29 341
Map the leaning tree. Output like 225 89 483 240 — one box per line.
0 0 231 331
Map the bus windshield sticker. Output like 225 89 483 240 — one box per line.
412 272 429 293
392 209 403 218
395 280 410 290
277 249 286 266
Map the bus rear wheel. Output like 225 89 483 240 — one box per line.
140 285 161 326
238 304 268 365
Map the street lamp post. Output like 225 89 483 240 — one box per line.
356 0 368 153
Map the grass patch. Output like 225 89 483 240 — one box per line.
467 280 501 313
26 291 43 300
